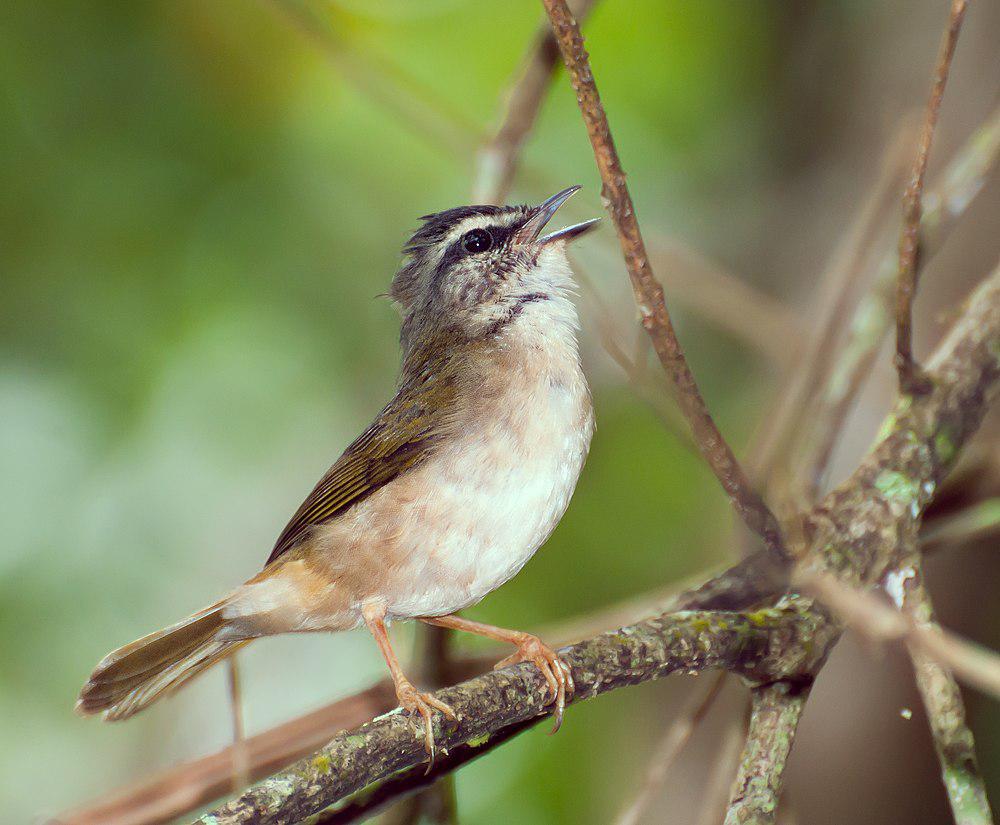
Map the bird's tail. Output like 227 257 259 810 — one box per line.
76 600 248 721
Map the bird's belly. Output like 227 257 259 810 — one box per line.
376 382 592 620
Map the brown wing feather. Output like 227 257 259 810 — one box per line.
265 368 458 566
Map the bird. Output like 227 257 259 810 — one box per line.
77 186 599 755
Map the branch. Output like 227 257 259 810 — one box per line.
310 718 537 824
921 497 1000 552
895 0 969 393
647 238 804 369
723 681 810 825
195 603 834 825
796 567 1000 700
804 263 1000 592
225 656 249 793
613 672 727 825
899 558 994 825
712 262 1000 825
268 0 480 160
696 709 748 825
539 0 786 561
55 682 398 825
472 0 598 204
749 116 915 485
802 104 1000 493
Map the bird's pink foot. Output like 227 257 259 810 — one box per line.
394 678 457 759
494 634 574 732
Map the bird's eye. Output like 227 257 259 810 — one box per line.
461 228 493 254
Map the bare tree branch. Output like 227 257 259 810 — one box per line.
225 656 250 794
472 0 598 204
921 496 1000 551
898 557 994 825
696 709 748 825
895 0 969 393
194 603 834 825
796 566 1000 700
802 105 1000 494
723 682 810 825
614 673 727 825
539 0 787 562
749 117 916 485
310 719 537 824
54 683 399 825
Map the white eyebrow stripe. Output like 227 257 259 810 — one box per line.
442 213 520 246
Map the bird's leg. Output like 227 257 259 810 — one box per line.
420 614 574 732
361 603 456 759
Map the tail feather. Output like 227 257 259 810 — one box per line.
77 602 249 721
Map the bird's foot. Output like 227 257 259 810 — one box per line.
394 678 457 760
494 633 574 732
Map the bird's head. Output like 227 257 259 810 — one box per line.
391 186 599 347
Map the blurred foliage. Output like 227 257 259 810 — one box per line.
0 1 996 823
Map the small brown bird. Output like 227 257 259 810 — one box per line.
77 187 599 752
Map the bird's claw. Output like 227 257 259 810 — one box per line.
494 634 574 733
395 679 457 765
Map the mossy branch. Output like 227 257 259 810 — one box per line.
723 682 810 825
195 602 832 825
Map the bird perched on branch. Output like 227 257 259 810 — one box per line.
77 187 599 754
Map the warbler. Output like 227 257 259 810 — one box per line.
77 186 599 753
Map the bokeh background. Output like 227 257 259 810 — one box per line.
2 1 999 822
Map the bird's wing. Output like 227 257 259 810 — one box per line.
264 372 458 567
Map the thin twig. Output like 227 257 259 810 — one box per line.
723 682 810 825
647 237 803 368
749 117 916 485
226 656 250 794
473 0 598 204
921 497 1000 552
540 0 786 562
796 568 1000 700
897 558 994 825
614 673 727 825
268 0 480 159
803 104 1000 493
695 707 749 825
55 682 399 825
895 0 969 393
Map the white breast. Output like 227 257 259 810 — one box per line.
382 299 593 620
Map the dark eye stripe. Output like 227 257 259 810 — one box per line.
433 224 517 283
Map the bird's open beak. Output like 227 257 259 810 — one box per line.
515 186 601 246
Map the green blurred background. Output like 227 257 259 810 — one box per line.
2 1 998 822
